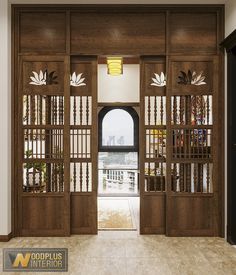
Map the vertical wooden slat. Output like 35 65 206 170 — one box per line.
207 163 210 193
73 96 76 125
180 96 184 125
80 96 83 125
160 96 164 125
73 162 76 192
86 162 89 192
148 96 151 125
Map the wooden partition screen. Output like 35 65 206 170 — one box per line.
166 56 219 236
16 55 97 236
17 55 70 236
13 5 224 237
140 56 221 236
140 57 167 234
70 56 98 234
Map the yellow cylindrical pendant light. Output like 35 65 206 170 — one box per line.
107 57 123 76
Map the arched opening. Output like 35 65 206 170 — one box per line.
98 107 139 151
98 107 139 230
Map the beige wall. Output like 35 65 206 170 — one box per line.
225 0 236 36
98 64 140 103
0 0 11 236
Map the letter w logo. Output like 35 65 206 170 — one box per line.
12 253 31 268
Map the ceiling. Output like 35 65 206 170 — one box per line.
9 0 228 4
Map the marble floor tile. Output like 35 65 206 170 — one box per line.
0 234 236 275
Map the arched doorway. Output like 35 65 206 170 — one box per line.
98 107 139 230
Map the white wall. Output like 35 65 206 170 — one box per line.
0 0 11 236
98 64 140 103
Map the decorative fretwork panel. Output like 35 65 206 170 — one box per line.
24 129 64 159
146 129 166 159
70 129 91 159
23 95 64 125
70 59 94 96
22 60 65 94
23 162 64 193
169 58 215 94
171 162 213 193
70 162 92 192
172 129 212 159
142 58 166 95
171 95 212 125
145 96 166 125
70 96 92 126
145 162 166 192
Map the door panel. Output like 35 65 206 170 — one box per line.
70 56 98 234
166 56 219 236
140 57 167 234
18 55 70 236
140 56 220 236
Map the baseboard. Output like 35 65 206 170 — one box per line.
0 232 12 242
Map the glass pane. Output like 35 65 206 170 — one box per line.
102 109 134 146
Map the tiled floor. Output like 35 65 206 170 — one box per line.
0 232 236 275
98 197 139 230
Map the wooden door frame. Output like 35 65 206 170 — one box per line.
221 30 236 244
11 5 225 237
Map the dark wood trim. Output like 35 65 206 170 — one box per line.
0 232 13 242
98 102 140 107
220 29 236 53
98 57 140 64
12 4 225 11
98 106 139 152
221 29 236 243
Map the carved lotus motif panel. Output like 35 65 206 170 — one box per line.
169 57 216 95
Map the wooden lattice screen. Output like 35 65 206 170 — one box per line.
140 57 167 234
140 56 219 236
70 56 97 234
18 55 97 236
18 56 70 236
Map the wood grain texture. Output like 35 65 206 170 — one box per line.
169 12 217 54
70 56 98 234
12 5 224 238
21 196 65 236
71 12 166 55
0 233 12 242
140 194 166 234
140 57 167 234
166 195 214 236
19 12 67 53
168 56 217 95
71 194 97 234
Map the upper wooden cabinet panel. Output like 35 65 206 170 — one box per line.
70 57 96 96
19 12 66 53
168 56 217 95
20 56 66 95
70 12 166 55
141 57 166 96
169 13 217 54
